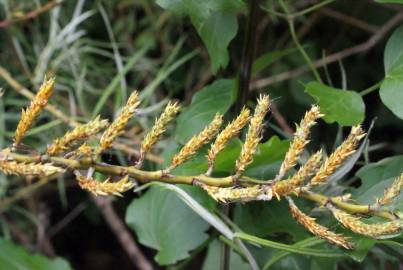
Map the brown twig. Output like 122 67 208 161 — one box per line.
251 11 403 89
92 196 153 270
0 1 61 29
321 8 379 33
270 103 294 136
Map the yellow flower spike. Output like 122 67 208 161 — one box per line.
199 183 272 203
206 107 250 175
235 94 270 178
0 160 64 176
14 77 55 145
167 113 223 172
328 204 402 238
276 105 323 180
98 91 140 153
310 125 365 186
273 150 322 197
47 116 109 156
288 197 354 249
138 101 180 166
77 175 134 196
377 173 403 206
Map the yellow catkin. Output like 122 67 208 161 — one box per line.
377 173 403 206
329 205 402 238
98 91 140 153
167 113 223 171
235 95 270 177
207 107 250 174
273 150 322 198
139 101 180 164
14 77 55 145
288 198 353 249
276 105 323 180
0 160 64 176
310 125 365 186
200 184 272 203
47 116 109 155
76 175 134 196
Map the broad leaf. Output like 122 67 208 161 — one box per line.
156 0 244 73
125 186 210 265
305 82 365 126
0 239 72 270
353 155 403 210
176 79 237 144
380 25 403 119
202 240 250 270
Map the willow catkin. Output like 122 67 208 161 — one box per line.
98 91 140 153
47 116 109 155
76 175 134 197
139 101 180 164
167 113 223 171
272 150 322 199
207 107 250 174
328 204 402 238
377 173 403 206
276 105 323 180
199 184 272 203
310 125 365 186
14 77 55 145
0 160 64 176
235 95 270 177
288 198 353 249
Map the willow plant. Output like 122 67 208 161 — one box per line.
1 78 402 250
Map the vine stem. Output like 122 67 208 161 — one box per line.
1 151 397 221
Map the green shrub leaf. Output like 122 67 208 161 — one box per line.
176 79 237 144
305 81 365 126
125 186 210 265
155 0 243 73
0 239 72 270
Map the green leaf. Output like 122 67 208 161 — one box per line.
0 238 72 270
305 81 365 126
380 25 403 119
252 47 301 76
353 155 403 210
375 0 403 4
380 67 403 119
125 186 210 265
155 0 243 73
176 79 237 144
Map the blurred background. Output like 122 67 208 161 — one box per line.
0 0 402 269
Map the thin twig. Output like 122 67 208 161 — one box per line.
252 11 403 89
0 1 61 28
92 196 153 270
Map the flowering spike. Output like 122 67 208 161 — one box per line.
235 95 270 178
0 160 64 176
377 173 403 206
167 113 223 172
138 101 180 166
47 116 109 155
310 125 365 186
276 105 323 180
273 150 322 198
288 198 353 249
77 174 134 196
328 204 402 238
199 183 272 203
14 77 55 145
98 91 140 153
207 107 250 174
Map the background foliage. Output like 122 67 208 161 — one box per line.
0 0 402 269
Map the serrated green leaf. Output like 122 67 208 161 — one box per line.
125 186 210 265
175 79 237 144
0 239 72 270
305 81 365 126
155 0 243 73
